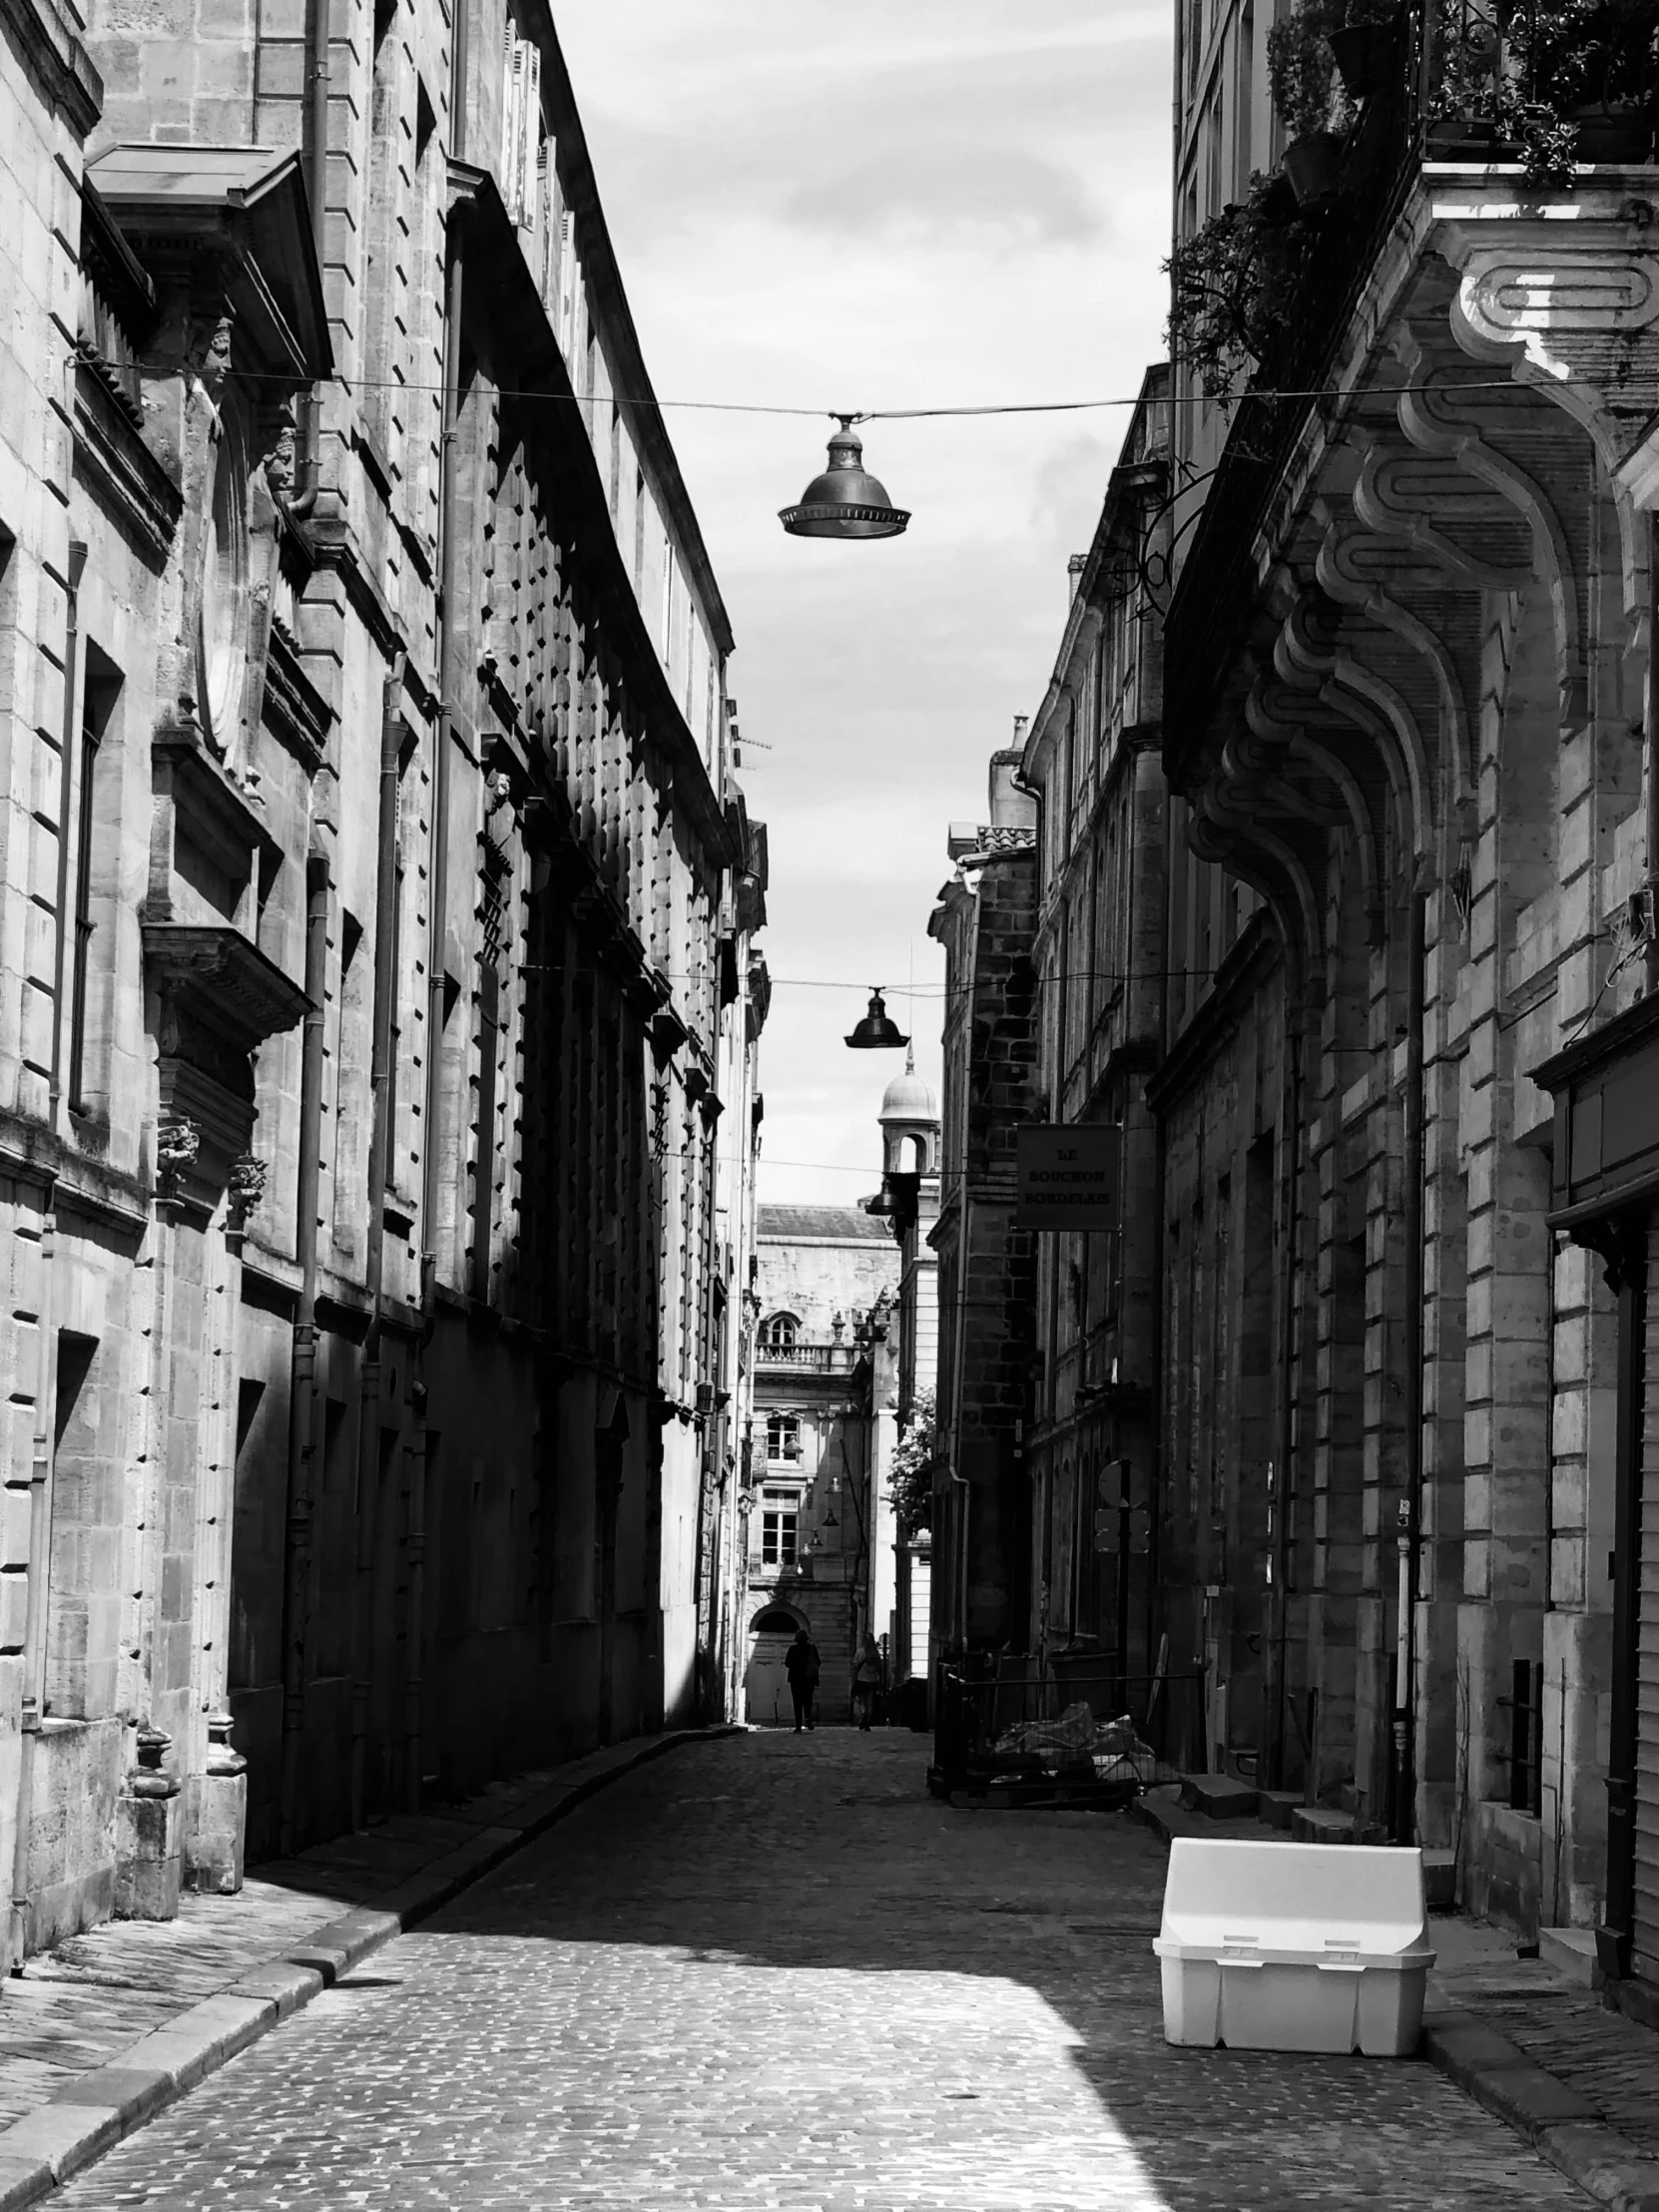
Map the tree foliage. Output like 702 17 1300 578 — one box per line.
1164 173 1314 399
888 1390 935 1537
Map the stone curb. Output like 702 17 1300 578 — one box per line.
1132 1791 1659 2208
1421 2010 1659 2212
0 1724 737 2206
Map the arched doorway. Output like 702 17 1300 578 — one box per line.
745 1604 807 1727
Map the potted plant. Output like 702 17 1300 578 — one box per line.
1538 0 1659 160
1428 0 1659 181
1165 171 1314 398
1269 0 1348 202
1327 0 1406 100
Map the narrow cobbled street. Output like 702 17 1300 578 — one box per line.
52 1734 1583 2212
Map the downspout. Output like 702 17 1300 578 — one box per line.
9 1170 58 1972
15 545 87 1963
349 656 405 1830
47 541 88 1128
404 1384 427 1811
1011 759 1046 1657
422 247 463 1294
1645 510 1659 995
404 224 464 1805
284 0 330 518
1393 882 1427 1844
1270 968 1305 1791
278 855 330 1855
1601 1224 1644 1981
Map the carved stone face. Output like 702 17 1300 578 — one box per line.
197 402 251 756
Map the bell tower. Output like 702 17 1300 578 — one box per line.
878 1046 939 1177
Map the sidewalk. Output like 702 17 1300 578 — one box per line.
1132 1784 1659 2212
0 1725 735 2211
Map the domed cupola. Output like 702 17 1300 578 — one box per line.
878 1046 939 1175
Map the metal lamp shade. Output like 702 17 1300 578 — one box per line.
845 988 909 1050
781 420 910 541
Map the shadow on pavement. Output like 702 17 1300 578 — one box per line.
419 1728 1575 2212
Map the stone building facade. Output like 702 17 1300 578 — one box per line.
746 1204 897 1724
931 0 1659 2012
0 0 765 1956
1155 0 1659 1983
866 1054 938 1689
1019 372 1172 1694
927 755 1039 1663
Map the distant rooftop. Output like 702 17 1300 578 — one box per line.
759 1205 890 1244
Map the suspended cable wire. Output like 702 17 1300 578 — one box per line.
230 365 1579 417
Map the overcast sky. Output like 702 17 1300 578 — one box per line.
556 2 1172 1207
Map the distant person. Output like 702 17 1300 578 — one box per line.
785 1628 821 1733
852 1634 883 1731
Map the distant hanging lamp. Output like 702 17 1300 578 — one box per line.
780 416 910 540
845 988 908 1050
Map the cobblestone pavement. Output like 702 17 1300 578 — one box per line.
55 1732 1589 2211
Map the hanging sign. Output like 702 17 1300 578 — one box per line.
1013 1125 1118 1229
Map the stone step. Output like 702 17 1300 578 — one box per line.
1181 1773 1259 1820
1537 1926 1600 1987
1292 1805 1357 1844
1129 1785 1212 1846
1256 1790 1301 1832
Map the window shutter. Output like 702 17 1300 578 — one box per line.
499 22 517 197
519 44 541 228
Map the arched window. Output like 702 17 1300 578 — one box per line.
752 1606 802 1635
761 1313 799 1354
766 1410 801 1462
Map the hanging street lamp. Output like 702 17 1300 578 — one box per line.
845 988 908 1050
780 416 910 541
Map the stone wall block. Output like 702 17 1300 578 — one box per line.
114 1787 182 1921
1464 1403 1491 1470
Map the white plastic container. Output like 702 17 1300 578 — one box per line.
1153 1836 1435 2056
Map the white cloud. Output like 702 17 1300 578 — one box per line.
556 0 1173 1203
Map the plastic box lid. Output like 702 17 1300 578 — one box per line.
1153 1836 1434 1967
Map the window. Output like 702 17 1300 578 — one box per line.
766 1409 801 1462
68 658 120 1111
761 1488 799 1569
332 911 366 1256
499 23 541 227
762 1314 798 1353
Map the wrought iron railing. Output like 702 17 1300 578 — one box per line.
1162 1 1427 775
1165 0 1659 779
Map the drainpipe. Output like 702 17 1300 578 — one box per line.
10 1170 59 1972
1270 977 1305 1791
421 246 463 1294
284 0 330 518
278 854 330 1856
16 545 88 1962
1646 512 1659 994
404 1382 427 1810
47 541 89 1129
1392 881 1428 1844
349 657 405 1830
402 235 464 1807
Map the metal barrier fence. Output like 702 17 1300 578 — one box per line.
929 1659 1206 1806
